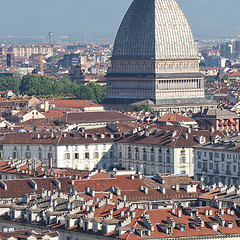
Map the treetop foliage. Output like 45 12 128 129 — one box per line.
0 75 106 103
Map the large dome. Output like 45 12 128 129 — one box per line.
112 0 198 60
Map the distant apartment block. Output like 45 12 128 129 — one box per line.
8 44 53 58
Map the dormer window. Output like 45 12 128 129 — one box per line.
199 136 206 144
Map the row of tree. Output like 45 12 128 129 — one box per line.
0 75 106 103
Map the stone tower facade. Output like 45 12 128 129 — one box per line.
105 0 207 106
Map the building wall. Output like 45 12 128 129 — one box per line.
117 143 194 176
0 144 57 167
56 143 115 170
194 147 240 185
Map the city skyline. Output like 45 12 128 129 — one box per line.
0 0 239 42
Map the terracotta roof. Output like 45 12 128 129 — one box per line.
118 125 224 147
115 207 240 239
159 113 196 123
0 177 72 198
57 111 134 124
42 109 66 119
48 99 103 109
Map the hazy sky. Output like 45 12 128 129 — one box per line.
0 0 239 40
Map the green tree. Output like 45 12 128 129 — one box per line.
0 76 21 94
133 104 152 112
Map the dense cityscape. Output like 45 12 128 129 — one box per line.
0 0 240 240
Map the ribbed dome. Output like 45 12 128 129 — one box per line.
112 0 198 60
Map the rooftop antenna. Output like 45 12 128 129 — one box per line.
48 32 52 44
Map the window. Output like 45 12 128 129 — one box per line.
0 152 3 160
203 162 207 171
166 156 170 163
94 152 99 159
158 155 162 162
151 154 155 162
143 153 147 161
227 154 231 159
221 153 225 161
151 147 154 153
204 152 207 157
38 152 42 160
74 153 79 159
25 152 31 159
110 151 114 158
209 163 213 170
49 146 52 151
85 145 88 150
128 152 132 159
66 145 69 150
197 151 201 159
222 164 225 171
48 152 53 160
12 152 18 159
181 156 186 164
215 153 219 158
197 162 202 169
102 152 106 158
85 152 89 159
65 153 70 160
233 165 237 172
119 152 122 159
0 145 3 150
26 145 30 151
209 152 213 160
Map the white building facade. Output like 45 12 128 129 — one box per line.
194 134 240 185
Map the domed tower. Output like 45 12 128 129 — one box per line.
105 0 209 108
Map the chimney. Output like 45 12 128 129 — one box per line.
120 211 125 217
220 209 224 215
29 179 37 190
138 173 143 179
209 209 213 216
177 209 182 218
44 101 49 112
205 209 209 216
